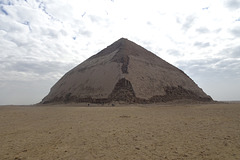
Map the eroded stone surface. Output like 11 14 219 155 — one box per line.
41 38 212 104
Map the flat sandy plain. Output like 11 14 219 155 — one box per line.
0 103 240 160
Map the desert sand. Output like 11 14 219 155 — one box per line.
0 103 240 160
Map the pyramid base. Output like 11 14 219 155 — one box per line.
41 84 213 104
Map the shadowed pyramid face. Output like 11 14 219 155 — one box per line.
41 38 212 104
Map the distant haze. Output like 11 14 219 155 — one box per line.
0 0 239 105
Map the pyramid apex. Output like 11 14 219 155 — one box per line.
115 37 131 45
89 38 133 59
116 37 133 45
119 37 128 41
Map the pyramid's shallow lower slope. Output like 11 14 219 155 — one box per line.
41 38 212 104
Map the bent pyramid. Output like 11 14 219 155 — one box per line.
41 38 212 104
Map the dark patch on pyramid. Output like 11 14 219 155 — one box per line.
41 38 213 104
109 78 135 102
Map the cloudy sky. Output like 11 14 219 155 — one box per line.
0 0 240 105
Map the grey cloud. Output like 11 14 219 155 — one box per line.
0 18 27 33
182 15 196 31
176 59 222 85
3 32 29 47
141 40 152 46
196 27 210 34
194 42 210 48
215 59 240 70
225 0 240 10
230 27 240 37
167 49 182 56
0 0 21 6
40 27 60 39
0 1 12 5
215 28 222 33
78 29 91 37
176 58 240 79
232 46 240 57
220 45 240 58
88 15 102 23
60 29 67 36
176 17 181 24
172 58 240 101
1 60 75 76
87 14 110 26
177 58 221 68
147 21 152 25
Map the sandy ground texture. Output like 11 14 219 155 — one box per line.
0 103 240 160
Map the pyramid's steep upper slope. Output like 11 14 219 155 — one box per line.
41 38 212 104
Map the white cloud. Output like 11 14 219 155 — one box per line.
0 0 240 104
225 0 240 10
